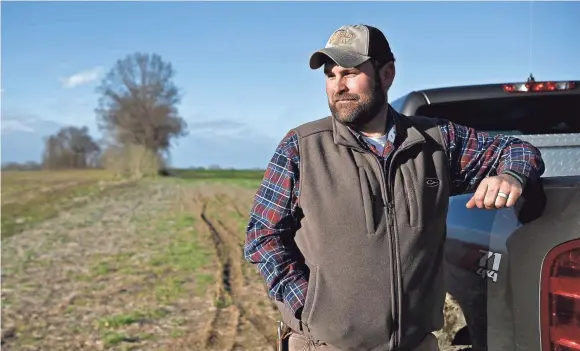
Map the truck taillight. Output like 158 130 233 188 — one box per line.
541 239 580 351
503 81 576 93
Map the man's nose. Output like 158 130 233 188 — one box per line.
334 77 347 94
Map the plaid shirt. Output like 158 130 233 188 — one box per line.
244 108 545 318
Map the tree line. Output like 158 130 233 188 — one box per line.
4 52 188 177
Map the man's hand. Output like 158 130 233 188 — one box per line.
466 173 523 209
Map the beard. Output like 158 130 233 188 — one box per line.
328 72 386 129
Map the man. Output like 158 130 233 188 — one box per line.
244 24 545 351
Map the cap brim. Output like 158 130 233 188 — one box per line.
309 47 371 70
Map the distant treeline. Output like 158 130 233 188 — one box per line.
170 168 265 179
1 161 43 171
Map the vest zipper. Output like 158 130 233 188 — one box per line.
384 157 400 351
372 155 399 350
363 131 424 350
384 141 424 350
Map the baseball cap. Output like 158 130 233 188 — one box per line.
309 24 395 70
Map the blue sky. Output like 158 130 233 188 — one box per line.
2 1 579 168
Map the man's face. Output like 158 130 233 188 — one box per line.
324 61 386 128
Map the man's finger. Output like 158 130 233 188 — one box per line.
483 182 501 209
494 184 512 208
466 195 476 208
505 185 522 207
469 181 489 209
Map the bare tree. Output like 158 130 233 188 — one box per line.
95 52 187 156
42 126 100 169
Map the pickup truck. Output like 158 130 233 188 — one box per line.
390 78 580 351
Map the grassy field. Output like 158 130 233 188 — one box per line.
1 170 137 239
1 168 466 351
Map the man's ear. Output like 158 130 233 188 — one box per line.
380 61 395 90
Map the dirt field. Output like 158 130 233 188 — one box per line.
1 173 467 351
1 170 134 239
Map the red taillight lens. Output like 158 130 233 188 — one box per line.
541 240 580 351
503 81 576 93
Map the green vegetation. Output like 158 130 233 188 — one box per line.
98 309 169 329
168 168 265 191
169 168 265 180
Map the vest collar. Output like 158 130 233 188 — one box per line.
332 105 426 152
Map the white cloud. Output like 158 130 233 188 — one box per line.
60 66 103 88
1 119 36 133
1 110 62 134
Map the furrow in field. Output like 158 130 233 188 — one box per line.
199 192 277 351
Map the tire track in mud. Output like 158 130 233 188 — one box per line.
213 216 278 347
201 203 239 351
200 199 276 351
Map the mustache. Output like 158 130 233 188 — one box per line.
333 93 360 102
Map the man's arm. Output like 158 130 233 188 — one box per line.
243 130 308 318
440 121 546 208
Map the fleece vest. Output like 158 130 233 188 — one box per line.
275 113 451 351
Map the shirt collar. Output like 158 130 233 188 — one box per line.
347 104 398 145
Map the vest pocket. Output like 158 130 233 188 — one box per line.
400 182 414 226
400 164 443 228
358 167 378 235
301 264 319 329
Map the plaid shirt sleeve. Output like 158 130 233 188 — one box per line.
243 130 308 318
439 120 546 195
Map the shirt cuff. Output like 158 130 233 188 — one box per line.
500 169 527 188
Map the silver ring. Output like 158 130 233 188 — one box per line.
497 191 509 199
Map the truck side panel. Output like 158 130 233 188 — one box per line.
444 176 580 351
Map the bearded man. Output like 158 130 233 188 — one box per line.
244 24 545 351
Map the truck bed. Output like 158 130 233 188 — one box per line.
517 134 580 177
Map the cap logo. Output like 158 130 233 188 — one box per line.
327 29 355 46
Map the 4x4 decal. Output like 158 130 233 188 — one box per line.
475 250 502 283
